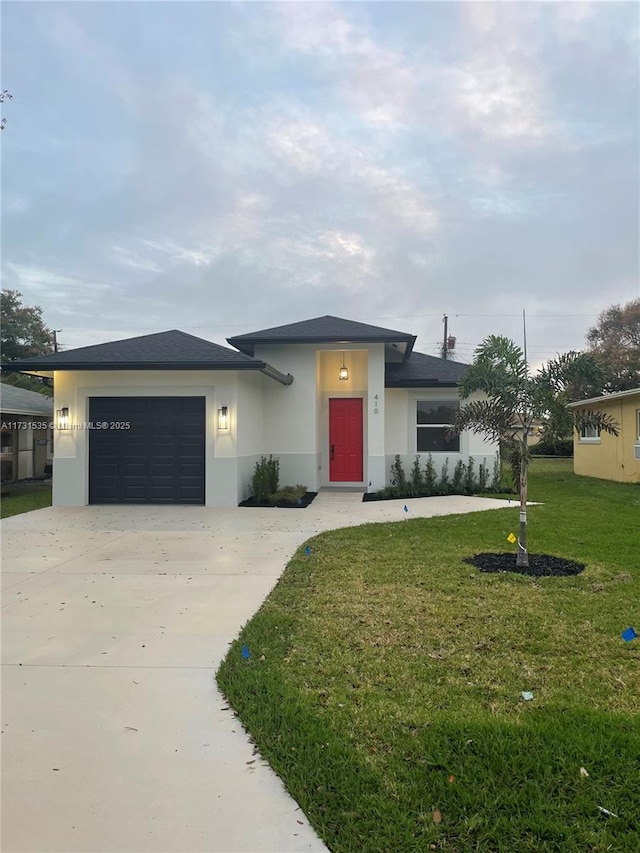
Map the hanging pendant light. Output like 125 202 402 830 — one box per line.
339 351 349 380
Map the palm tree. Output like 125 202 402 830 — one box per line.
537 351 606 444
450 336 619 568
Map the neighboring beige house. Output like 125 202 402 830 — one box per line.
0 383 54 483
568 388 640 483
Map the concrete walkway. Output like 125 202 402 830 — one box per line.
1 492 514 853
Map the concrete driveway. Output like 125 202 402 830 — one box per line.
1 491 513 853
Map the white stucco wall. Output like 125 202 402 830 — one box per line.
383 387 499 484
235 372 267 502
52 370 240 507
253 344 319 490
367 345 386 490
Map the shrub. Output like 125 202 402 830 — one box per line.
451 460 466 493
269 484 307 504
390 455 407 491
464 455 476 494
491 457 502 491
251 455 280 501
478 458 489 493
530 438 573 457
371 454 514 500
438 458 451 493
409 456 424 496
424 454 438 493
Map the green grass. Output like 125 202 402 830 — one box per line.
0 484 52 518
217 460 640 852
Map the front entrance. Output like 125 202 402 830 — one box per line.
329 398 363 482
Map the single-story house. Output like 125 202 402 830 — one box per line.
4 315 498 506
568 387 640 484
0 383 54 483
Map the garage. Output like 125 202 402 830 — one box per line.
89 397 205 504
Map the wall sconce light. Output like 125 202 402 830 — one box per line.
56 407 69 429
339 351 349 381
217 406 229 430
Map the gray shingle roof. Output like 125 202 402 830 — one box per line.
385 351 468 387
0 383 54 415
228 315 416 356
4 330 266 372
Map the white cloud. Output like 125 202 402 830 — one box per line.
139 238 220 268
272 229 376 292
274 1 557 144
266 119 347 174
360 166 439 234
266 116 438 234
275 1 414 128
112 246 163 273
451 59 552 140
5 262 110 292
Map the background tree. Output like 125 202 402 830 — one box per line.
586 298 640 392
1 289 55 395
537 351 606 443
1 89 13 130
450 336 618 568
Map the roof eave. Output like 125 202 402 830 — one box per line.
2 361 267 373
228 334 415 347
567 387 640 407
385 380 461 389
0 407 53 416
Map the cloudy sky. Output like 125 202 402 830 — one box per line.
2 1 638 367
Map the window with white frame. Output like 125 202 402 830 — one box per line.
416 400 460 452
636 409 640 441
579 424 600 441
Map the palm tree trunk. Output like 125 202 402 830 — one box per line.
516 430 529 567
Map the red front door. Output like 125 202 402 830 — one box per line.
329 398 363 482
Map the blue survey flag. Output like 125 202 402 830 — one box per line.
304 546 312 556
622 626 638 642
241 645 250 660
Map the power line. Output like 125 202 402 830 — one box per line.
55 311 602 334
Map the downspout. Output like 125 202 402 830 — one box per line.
260 364 294 386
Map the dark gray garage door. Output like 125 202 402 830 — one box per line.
89 397 205 504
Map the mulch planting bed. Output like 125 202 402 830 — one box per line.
239 492 318 509
464 552 586 577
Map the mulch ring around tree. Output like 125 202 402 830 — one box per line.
464 553 586 578
238 492 318 509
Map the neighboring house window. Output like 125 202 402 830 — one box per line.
417 401 460 452
579 424 600 441
637 409 640 441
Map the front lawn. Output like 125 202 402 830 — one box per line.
1 483 52 518
217 460 640 852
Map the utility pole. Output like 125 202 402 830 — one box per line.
53 330 62 353
442 314 448 360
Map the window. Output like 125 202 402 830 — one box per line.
417 400 460 452
579 424 600 441
637 409 640 441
